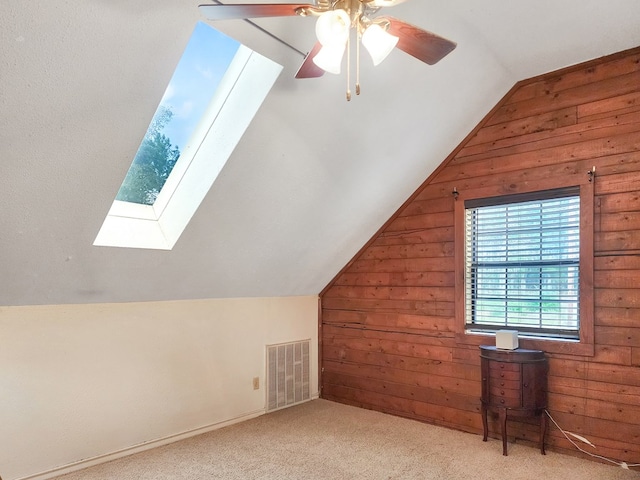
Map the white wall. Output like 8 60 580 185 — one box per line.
0 296 319 480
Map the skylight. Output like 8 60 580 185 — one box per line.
94 22 282 250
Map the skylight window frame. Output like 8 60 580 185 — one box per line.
94 43 282 250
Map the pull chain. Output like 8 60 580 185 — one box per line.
356 29 361 96
346 33 351 101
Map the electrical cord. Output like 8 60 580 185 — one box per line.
545 409 639 470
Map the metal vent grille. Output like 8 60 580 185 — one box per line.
267 340 310 412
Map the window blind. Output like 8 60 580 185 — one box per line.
465 189 580 339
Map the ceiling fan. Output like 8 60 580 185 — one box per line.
198 1 456 100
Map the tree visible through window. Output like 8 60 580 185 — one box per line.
464 188 581 339
116 106 180 205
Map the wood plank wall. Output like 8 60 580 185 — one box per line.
320 46 640 464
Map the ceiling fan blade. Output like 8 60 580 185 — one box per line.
385 17 456 65
295 42 325 78
365 0 411 6
198 3 315 20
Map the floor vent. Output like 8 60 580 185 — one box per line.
267 340 310 412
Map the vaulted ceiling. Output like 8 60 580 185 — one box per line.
2 1 639 306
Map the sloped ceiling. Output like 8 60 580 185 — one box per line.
1 1 639 306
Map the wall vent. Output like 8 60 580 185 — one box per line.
267 340 310 412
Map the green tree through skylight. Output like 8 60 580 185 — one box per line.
116 106 180 205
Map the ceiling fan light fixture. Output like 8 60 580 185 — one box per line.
315 9 350 46
312 44 346 74
197 1 458 99
361 23 399 65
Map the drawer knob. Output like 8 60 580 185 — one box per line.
500 399 505 404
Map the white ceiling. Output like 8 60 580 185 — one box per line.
1 1 639 306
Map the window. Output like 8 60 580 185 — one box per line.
465 188 580 339
94 23 282 250
454 173 594 356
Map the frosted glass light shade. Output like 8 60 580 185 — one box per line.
362 24 399 65
315 9 350 46
312 44 346 74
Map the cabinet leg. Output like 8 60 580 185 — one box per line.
499 408 508 456
540 411 547 455
481 404 488 442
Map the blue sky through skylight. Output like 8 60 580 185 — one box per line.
160 22 241 150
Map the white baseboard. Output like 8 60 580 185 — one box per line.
16 396 320 480
17 408 266 480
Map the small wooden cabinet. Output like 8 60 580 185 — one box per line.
480 345 548 456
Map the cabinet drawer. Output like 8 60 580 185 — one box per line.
489 361 520 373
489 377 521 390
489 386 521 408
490 369 521 381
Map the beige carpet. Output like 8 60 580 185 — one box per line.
54 399 639 480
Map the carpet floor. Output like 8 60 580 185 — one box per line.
53 399 639 479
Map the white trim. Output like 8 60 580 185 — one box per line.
16 409 266 480
16 395 319 480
